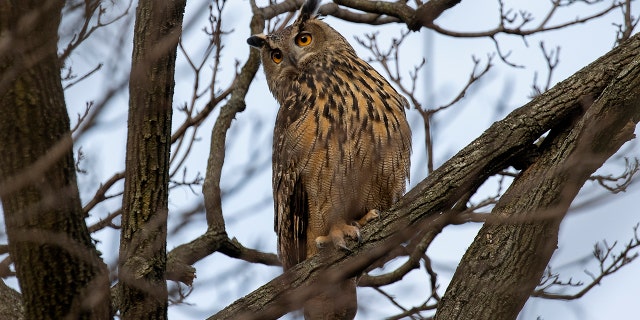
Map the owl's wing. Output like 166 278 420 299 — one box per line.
272 97 309 270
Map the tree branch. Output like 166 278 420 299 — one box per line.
164 7 275 286
532 224 640 300
202 11 264 230
435 33 640 319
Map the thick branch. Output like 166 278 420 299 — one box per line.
202 13 264 231
210 29 640 320
436 44 640 319
257 0 460 30
330 0 462 29
165 231 280 285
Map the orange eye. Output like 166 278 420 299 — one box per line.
271 49 283 63
295 33 312 47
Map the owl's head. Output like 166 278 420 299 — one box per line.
247 0 354 101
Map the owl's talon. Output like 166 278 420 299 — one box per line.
350 222 363 243
315 223 361 251
315 235 350 251
358 209 380 226
335 237 351 252
315 236 330 249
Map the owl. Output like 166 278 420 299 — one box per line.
248 0 411 318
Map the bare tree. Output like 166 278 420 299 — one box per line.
0 0 638 319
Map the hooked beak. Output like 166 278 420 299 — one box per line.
288 52 298 67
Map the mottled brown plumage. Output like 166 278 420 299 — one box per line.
248 1 411 318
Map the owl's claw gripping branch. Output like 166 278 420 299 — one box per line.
315 223 361 251
316 209 382 250
356 209 381 227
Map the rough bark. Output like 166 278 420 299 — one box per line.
210 33 640 320
202 12 263 231
0 280 23 320
117 0 186 319
0 1 111 319
435 40 640 319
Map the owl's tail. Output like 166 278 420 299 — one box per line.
304 277 357 320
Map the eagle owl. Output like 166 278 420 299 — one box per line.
248 0 411 318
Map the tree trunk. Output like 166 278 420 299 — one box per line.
117 0 186 319
435 38 640 319
0 1 111 319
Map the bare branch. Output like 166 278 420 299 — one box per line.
386 301 437 320
82 172 125 214
63 63 103 90
165 231 280 286
162 6 279 287
427 0 622 38
530 41 560 97
614 0 639 44
70 101 93 134
533 224 640 300
359 221 445 287
332 0 457 30
371 287 414 318
588 157 640 193
430 55 493 114
0 256 12 278
59 0 133 62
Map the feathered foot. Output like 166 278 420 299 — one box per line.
315 209 381 251
355 209 380 227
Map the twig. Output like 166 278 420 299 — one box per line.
588 157 639 193
59 0 133 61
63 63 103 90
531 41 560 97
532 223 640 300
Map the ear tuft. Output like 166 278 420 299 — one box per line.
247 34 267 48
299 0 320 22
